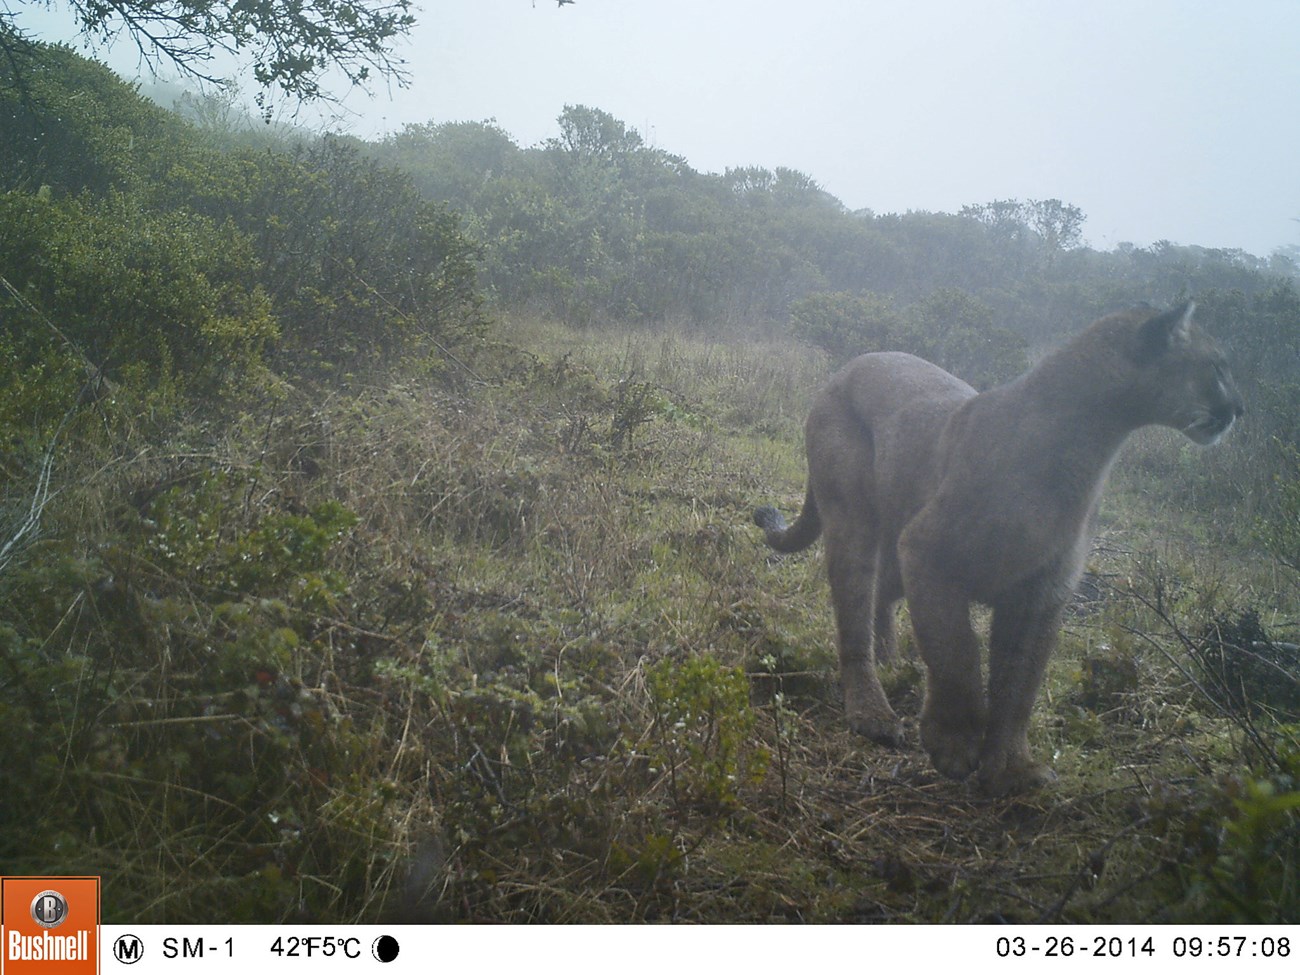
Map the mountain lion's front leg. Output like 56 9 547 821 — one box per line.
899 545 985 779
979 593 1065 795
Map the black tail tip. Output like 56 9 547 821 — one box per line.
752 506 787 533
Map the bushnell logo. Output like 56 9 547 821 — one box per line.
29 891 69 929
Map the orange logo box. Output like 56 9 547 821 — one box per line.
0 878 99 975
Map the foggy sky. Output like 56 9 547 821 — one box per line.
20 0 1300 257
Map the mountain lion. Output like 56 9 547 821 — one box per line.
754 303 1242 795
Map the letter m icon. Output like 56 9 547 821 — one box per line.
113 934 144 964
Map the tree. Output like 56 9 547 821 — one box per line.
959 198 1033 245
376 120 520 207
1026 198 1085 254
1 0 415 111
960 198 1085 258
548 104 644 166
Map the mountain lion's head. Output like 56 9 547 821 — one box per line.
1132 301 1244 445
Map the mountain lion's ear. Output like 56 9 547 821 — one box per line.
1137 301 1195 361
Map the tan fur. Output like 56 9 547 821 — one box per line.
754 303 1243 795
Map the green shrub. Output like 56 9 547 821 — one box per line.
0 190 276 409
0 42 190 197
788 287 1027 388
164 136 485 371
1257 441 1300 574
145 471 357 605
646 655 766 813
0 462 402 921
900 287 1028 389
1149 742 1300 922
788 290 899 362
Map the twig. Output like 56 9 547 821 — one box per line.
1114 585 1280 769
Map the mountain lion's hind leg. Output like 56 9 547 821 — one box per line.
871 552 903 664
823 522 902 746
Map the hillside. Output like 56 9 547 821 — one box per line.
1 46 1297 922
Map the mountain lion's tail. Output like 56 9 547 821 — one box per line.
753 485 822 553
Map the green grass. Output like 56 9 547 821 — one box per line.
2 317 1297 922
